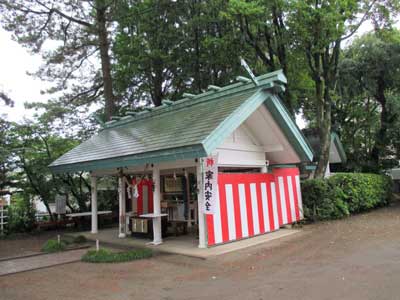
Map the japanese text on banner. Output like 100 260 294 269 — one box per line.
202 155 218 214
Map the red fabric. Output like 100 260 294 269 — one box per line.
206 168 302 246
136 179 153 215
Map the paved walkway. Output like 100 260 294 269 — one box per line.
0 249 88 276
70 228 300 259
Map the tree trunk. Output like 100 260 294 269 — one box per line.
315 91 332 178
152 58 164 107
271 5 293 114
313 39 340 178
96 3 116 121
370 75 388 169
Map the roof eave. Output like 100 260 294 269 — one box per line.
264 94 314 163
331 132 347 163
49 144 207 174
202 89 269 154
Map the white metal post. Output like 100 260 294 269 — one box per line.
90 175 98 234
118 176 126 238
184 169 192 228
0 205 4 236
197 160 207 248
152 165 162 245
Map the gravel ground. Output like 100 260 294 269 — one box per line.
0 231 65 259
1 201 400 300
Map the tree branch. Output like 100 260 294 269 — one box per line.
67 84 103 104
340 0 377 42
35 0 93 28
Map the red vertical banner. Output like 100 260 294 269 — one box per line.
136 179 153 215
218 175 229 243
147 179 154 213
207 214 215 246
256 183 265 234
232 183 242 239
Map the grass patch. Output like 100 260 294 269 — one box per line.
42 239 66 253
81 248 152 263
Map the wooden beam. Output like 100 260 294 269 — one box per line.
162 99 174 106
207 85 221 92
183 93 196 99
236 76 252 83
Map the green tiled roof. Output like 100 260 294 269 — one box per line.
49 70 313 173
302 128 347 163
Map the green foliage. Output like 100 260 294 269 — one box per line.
81 248 153 263
336 30 400 172
2 117 93 217
113 0 249 107
7 194 36 233
302 178 350 221
42 239 67 253
328 173 392 212
73 235 87 244
302 173 392 221
0 0 121 121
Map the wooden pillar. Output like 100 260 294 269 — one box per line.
118 176 126 238
197 160 207 248
90 175 98 234
152 165 162 245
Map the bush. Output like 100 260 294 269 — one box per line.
302 173 392 221
82 248 152 263
328 173 392 213
302 178 350 221
7 195 36 234
73 235 87 244
42 239 66 253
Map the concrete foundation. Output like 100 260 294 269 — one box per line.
69 227 300 259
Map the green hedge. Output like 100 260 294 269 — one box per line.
302 173 392 221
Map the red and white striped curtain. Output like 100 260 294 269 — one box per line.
206 168 302 246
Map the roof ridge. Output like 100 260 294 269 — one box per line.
104 70 286 130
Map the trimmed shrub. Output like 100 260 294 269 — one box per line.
42 239 66 253
302 173 392 221
82 248 152 263
302 179 349 221
328 173 392 213
73 235 87 244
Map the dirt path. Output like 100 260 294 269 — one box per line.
1 202 400 300
0 249 88 276
0 231 65 259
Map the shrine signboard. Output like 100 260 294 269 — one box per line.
202 155 218 214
